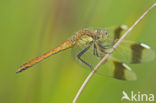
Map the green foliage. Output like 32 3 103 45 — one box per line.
0 0 156 103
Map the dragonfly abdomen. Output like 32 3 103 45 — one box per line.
16 40 74 73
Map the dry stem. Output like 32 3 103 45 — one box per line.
72 3 156 103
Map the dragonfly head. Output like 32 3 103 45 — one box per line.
94 29 108 40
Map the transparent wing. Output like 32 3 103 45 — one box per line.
100 25 155 64
71 42 101 69
112 40 155 64
101 25 128 45
97 57 137 81
85 25 128 46
71 40 136 81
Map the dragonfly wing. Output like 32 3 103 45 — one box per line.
97 57 137 80
71 42 101 69
101 25 128 45
112 40 155 64
71 41 136 81
102 25 155 64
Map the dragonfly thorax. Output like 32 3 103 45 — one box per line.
72 29 108 46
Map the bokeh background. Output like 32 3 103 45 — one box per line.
0 0 156 103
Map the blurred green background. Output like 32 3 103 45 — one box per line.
0 0 156 103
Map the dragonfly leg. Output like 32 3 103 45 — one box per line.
77 46 92 68
98 43 112 54
98 43 112 49
103 51 112 54
93 44 99 57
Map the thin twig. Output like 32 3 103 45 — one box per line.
72 3 156 103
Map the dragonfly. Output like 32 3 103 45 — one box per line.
16 25 155 80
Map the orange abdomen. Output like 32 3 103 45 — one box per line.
16 40 74 73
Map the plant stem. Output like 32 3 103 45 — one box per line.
72 3 156 103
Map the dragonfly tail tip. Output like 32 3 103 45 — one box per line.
16 71 20 74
